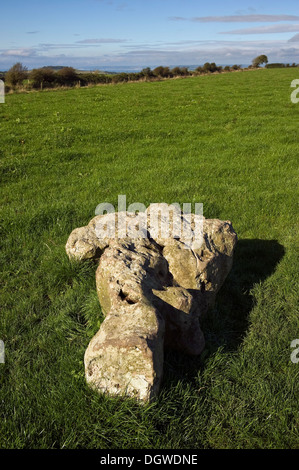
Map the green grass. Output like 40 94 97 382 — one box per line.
0 68 298 449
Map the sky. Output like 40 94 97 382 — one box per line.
1 0 299 71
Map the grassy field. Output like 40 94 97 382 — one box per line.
0 68 298 449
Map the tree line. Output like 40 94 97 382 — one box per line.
1 62 243 90
1 55 298 92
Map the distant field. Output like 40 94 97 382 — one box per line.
0 68 298 449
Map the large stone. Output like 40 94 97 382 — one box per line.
86 239 166 401
66 205 237 401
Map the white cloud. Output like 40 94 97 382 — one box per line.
221 24 299 35
2 48 37 57
170 15 299 23
76 38 127 44
1 35 298 69
107 42 299 66
168 16 185 21
289 33 299 42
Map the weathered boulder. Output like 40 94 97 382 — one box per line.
66 205 237 401
86 238 166 401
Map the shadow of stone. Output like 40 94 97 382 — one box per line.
161 239 285 387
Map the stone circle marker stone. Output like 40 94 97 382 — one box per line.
66 204 237 401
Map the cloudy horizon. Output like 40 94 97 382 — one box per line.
1 0 299 71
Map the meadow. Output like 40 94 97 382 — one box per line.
0 68 298 449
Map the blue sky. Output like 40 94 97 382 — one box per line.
1 0 299 70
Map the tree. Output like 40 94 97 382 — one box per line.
200 62 220 73
252 55 268 68
5 62 28 86
202 62 212 72
56 67 79 86
111 73 129 83
29 67 55 89
171 66 189 77
152 66 172 78
141 67 153 78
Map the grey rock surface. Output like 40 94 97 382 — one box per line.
66 205 237 401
